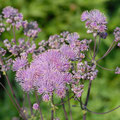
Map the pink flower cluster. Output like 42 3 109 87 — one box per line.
15 50 72 101
81 9 107 35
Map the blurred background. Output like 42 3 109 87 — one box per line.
0 0 120 120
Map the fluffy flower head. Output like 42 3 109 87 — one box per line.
81 9 107 33
2 6 18 18
15 49 72 100
33 103 39 110
13 57 28 71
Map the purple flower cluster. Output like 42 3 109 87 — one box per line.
73 61 98 80
60 39 89 61
48 34 64 49
48 32 91 61
66 32 79 42
33 103 39 110
42 94 50 102
3 38 36 56
15 50 72 100
72 84 84 97
0 6 41 67
23 21 41 38
1 6 41 39
81 10 107 35
13 57 28 71
60 44 78 60
0 47 6 56
114 27 120 47
0 57 12 73
2 6 23 29
11 30 93 100
36 40 48 54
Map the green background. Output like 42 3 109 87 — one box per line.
0 0 120 120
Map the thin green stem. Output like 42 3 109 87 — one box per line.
27 93 33 115
95 37 101 57
85 80 92 106
55 95 74 106
67 91 73 120
96 63 114 71
93 36 97 60
61 98 68 120
35 91 43 120
13 26 16 44
97 41 116 62
82 80 92 120
86 105 120 115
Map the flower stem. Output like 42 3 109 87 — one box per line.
86 105 120 114
13 26 16 44
51 94 54 120
27 93 33 115
83 80 92 120
96 63 114 71
55 95 74 106
97 41 116 62
83 114 86 120
95 36 101 57
61 98 68 120
35 91 43 120
67 91 73 120
93 36 97 60
85 80 92 107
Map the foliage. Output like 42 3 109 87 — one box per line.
0 0 120 120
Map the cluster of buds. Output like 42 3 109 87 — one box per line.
72 83 84 97
81 9 107 37
0 47 6 56
2 6 23 30
114 27 120 47
23 21 41 38
0 57 12 76
3 38 36 57
73 61 98 81
48 34 64 49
